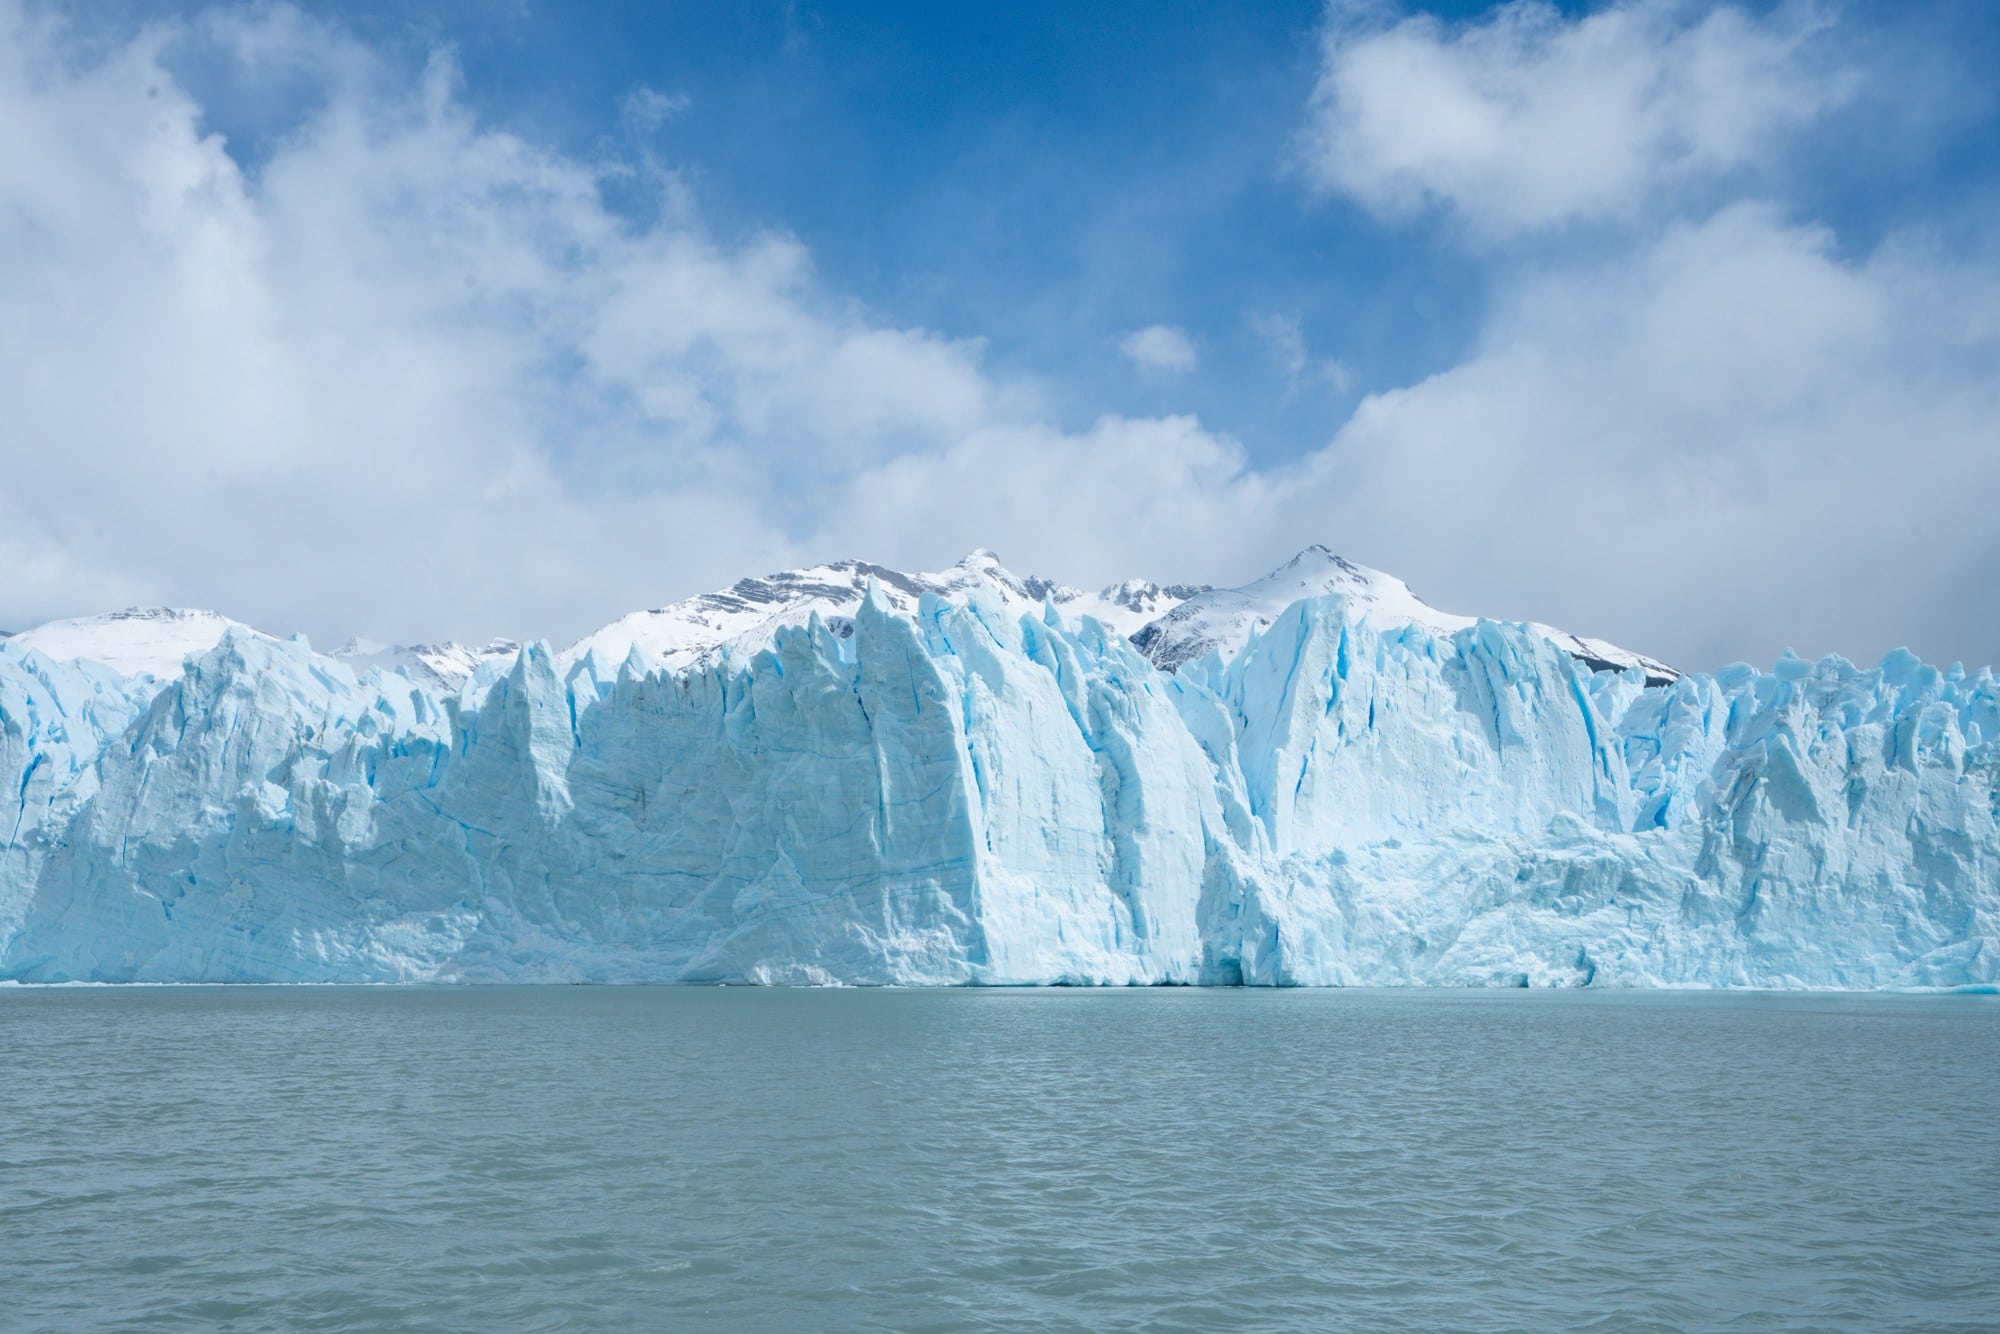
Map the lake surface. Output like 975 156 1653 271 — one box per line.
3 986 1996 1331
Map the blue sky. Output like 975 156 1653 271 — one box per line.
4 0 1999 668
184 0 1990 462
142 0 1498 466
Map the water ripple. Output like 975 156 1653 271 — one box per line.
2 986 1996 1330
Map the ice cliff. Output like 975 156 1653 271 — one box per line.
1 554 1994 986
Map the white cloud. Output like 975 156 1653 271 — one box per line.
0 4 1033 643
2 0 1996 677
1119 324 1200 374
0 3 1263 643
1302 0 1848 234
1284 204 2000 668
821 415 1269 588
1265 0 2000 669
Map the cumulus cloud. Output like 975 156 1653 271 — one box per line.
822 415 1269 581
1119 324 1200 374
1287 204 2000 667
1257 0 2000 669
0 19 801 644
1302 0 1848 234
0 3 1234 643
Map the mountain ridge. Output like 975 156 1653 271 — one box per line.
7 547 1675 692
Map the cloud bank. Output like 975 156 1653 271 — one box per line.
1 0 1995 672
0 3 1272 647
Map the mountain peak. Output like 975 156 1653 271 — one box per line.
1274 544 1364 577
561 552 1194 674
1128 547 1676 682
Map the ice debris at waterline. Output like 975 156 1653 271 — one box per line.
1 553 1995 986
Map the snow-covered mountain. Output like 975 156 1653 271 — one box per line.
558 546 1675 685
6 548 1671 695
561 550 1208 676
1132 546 1678 683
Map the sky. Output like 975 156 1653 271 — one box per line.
1 0 1996 671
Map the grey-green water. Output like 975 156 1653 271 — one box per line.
2 987 1996 1331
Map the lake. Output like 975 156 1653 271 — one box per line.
3 986 1996 1330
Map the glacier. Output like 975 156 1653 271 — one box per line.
0 552 1994 987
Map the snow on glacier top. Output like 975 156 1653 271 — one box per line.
10 607 516 692
9 607 255 681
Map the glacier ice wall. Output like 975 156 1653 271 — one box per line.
1 589 1994 986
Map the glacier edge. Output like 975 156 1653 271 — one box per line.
0 588 1994 987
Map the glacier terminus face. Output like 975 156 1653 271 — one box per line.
0 551 1994 987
